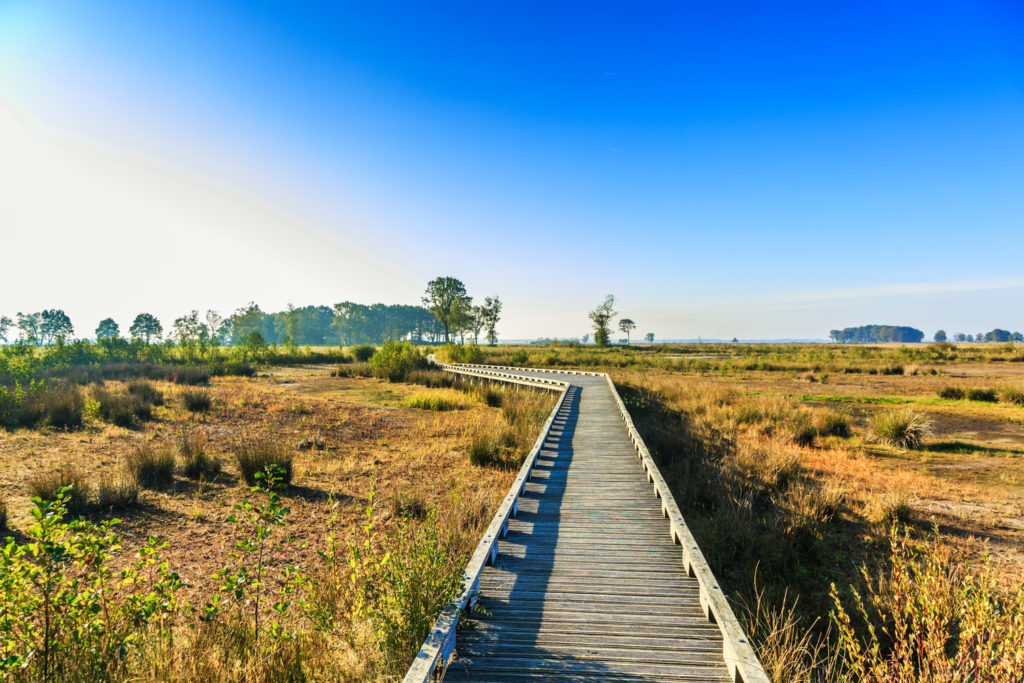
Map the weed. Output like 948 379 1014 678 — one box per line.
126 443 176 489
870 409 934 449
479 387 503 407
389 489 430 520
234 438 293 486
181 389 212 412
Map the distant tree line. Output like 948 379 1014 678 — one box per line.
828 326 925 344
828 325 1023 344
0 277 502 350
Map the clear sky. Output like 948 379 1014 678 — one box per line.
1 1 1022 340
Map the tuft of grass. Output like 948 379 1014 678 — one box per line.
814 410 851 438
389 489 430 520
999 383 1024 405
92 386 153 428
178 431 221 479
331 362 373 378
406 369 455 389
965 387 998 403
96 477 140 510
28 466 92 516
863 490 913 524
478 387 503 407
788 414 817 447
41 383 85 430
234 438 294 486
181 389 212 413
870 409 934 450
937 385 966 400
0 496 7 535
730 441 802 493
126 443 176 489
404 390 470 411
172 367 210 386
127 379 164 406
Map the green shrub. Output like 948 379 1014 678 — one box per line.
370 340 427 382
234 438 293 486
96 477 140 510
966 387 998 402
177 431 221 479
788 414 817 447
999 384 1024 405
181 389 212 412
870 409 933 449
350 344 377 362
28 466 92 516
126 444 176 489
814 410 851 438
938 385 966 400
479 387 503 407
127 379 164 406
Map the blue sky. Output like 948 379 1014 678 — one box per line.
1 1 1022 340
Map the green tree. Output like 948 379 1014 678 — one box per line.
618 318 636 344
0 315 12 343
481 296 502 346
645 332 654 343
205 310 224 345
95 318 120 340
423 277 471 344
16 312 41 344
39 310 73 345
588 295 616 347
829 329 841 343
934 329 947 342
129 313 163 344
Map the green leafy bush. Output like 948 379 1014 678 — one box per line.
999 384 1024 405
369 341 427 382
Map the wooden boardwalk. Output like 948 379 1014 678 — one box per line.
406 365 768 683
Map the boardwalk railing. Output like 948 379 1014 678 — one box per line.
405 361 769 683
403 362 570 682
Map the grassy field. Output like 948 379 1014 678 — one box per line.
440 342 1024 680
0 362 554 681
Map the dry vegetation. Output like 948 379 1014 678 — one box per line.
0 364 555 681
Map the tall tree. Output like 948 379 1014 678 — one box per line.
423 276 471 344
205 310 224 345
934 330 947 342
829 329 841 343
130 313 163 344
39 309 73 345
0 315 11 344
16 312 41 344
618 318 636 344
645 332 654 343
481 296 502 346
588 295 616 347
95 318 120 340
